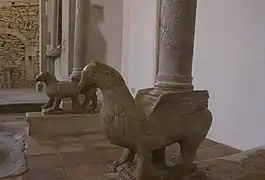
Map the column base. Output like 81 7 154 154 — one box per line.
70 69 83 80
155 74 194 90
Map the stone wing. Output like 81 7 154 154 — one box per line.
134 88 156 116
149 90 210 119
134 88 154 103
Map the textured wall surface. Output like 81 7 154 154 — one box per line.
0 0 38 7
0 0 39 88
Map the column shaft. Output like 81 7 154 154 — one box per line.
155 0 197 90
50 0 59 48
71 0 90 79
47 0 59 75
68 0 76 75
39 0 48 72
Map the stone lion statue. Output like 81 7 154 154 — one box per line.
35 72 97 113
78 60 212 180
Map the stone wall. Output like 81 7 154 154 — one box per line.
0 0 38 7
0 0 39 88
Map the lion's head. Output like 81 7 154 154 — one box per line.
35 72 57 84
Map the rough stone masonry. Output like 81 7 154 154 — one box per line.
0 0 39 88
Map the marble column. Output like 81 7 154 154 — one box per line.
59 0 76 108
155 0 197 90
58 0 75 80
37 0 49 92
70 0 90 79
53 0 75 82
39 0 48 73
47 0 59 75
150 0 199 168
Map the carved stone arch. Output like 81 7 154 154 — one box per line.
0 27 34 56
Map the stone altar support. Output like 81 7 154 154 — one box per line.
77 0 213 179
78 60 212 180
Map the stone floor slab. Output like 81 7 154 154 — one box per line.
22 167 67 180
60 152 97 166
57 142 85 153
64 163 105 180
26 154 63 168
0 135 27 179
26 143 58 156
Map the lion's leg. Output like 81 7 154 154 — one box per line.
113 148 135 172
135 149 152 180
176 136 204 170
177 111 212 169
71 94 80 109
91 92 97 109
42 98 54 109
51 97 62 110
152 148 168 170
80 93 89 109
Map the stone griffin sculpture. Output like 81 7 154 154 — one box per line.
78 60 212 180
35 72 97 114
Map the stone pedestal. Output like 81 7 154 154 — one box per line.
26 112 101 139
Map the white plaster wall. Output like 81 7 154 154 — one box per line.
193 0 265 150
91 0 123 71
121 0 158 95
122 0 265 150
55 0 123 80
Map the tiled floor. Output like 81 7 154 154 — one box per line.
24 134 122 180
21 134 241 180
0 113 241 180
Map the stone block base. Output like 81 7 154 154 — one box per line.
26 112 101 139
